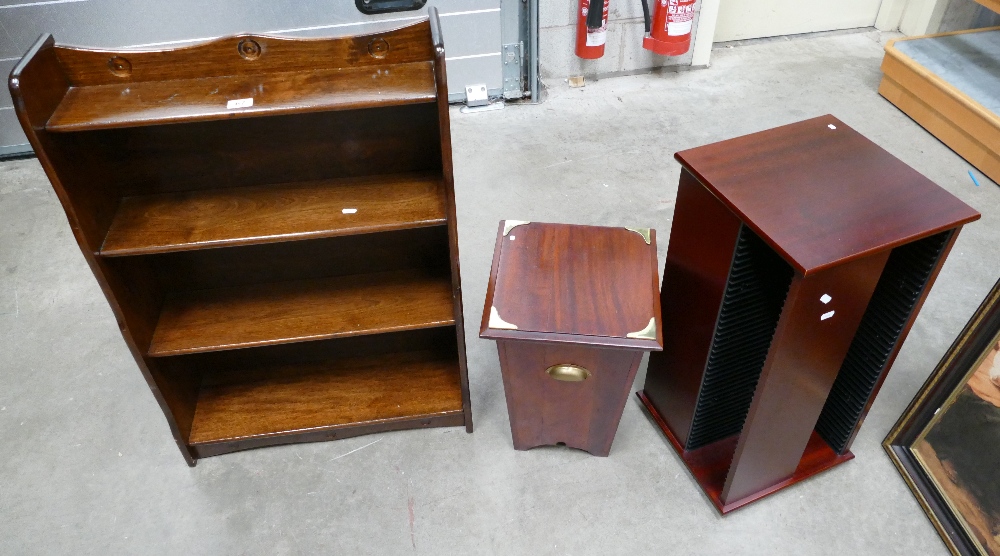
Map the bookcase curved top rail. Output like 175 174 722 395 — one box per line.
45 20 435 86
11 15 445 132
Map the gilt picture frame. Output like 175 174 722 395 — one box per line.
885 277 1000 555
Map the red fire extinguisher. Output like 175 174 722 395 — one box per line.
641 0 696 56
575 0 610 59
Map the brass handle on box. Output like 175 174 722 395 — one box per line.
545 364 591 382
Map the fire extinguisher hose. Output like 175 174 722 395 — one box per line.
640 0 651 34
586 0 605 29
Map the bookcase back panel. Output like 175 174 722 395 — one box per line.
48 103 442 198
107 226 451 293
160 326 458 376
687 225 794 450
98 227 450 355
815 230 953 453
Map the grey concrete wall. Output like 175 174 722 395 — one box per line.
539 0 700 81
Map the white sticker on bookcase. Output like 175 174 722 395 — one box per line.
821 310 835 321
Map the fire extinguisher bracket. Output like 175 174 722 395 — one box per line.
643 34 683 56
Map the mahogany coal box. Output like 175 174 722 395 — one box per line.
480 221 664 456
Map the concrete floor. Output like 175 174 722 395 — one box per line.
2 30 999 555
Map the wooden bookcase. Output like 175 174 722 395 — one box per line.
9 11 472 466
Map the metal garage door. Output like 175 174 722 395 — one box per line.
0 0 522 157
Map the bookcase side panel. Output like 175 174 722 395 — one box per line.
431 43 473 431
12 38 197 465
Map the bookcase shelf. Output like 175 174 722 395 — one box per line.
149 269 456 356
46 60 437 132
10 11 472 465
187 348 465 449
101 172 446 256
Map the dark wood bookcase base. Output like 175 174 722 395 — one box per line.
193 414 467 459
638 391 854 514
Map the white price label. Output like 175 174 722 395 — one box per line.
667 20 692 36
586 29 607 47
227 98 254 109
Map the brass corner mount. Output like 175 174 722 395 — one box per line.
503 220 530 236
489 306 518 330
626 317 657 340
624 227 651 245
